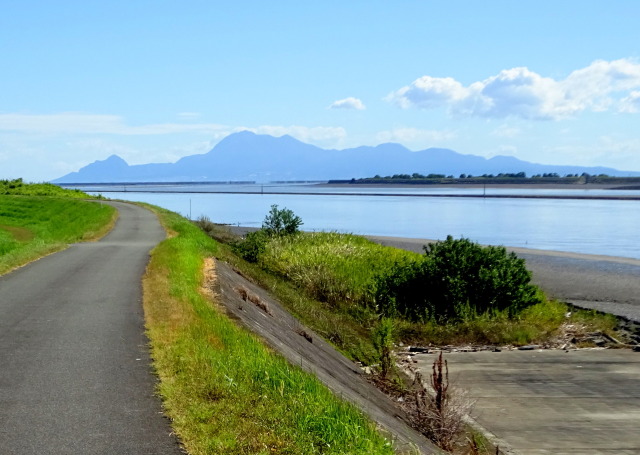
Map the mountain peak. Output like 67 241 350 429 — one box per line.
51 133 640 183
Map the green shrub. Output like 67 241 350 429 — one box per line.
262 204 302 237
229 205 302 263
376 236 541 323
232 229 269 263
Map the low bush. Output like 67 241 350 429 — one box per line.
232 229 269 263
375 236 541 323
262 204 303 237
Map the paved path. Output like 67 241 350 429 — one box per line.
411 349 640 455
368 235 640 323
0 202 182 454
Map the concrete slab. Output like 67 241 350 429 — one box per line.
411 349 640 455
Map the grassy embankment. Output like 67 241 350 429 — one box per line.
204 224 617 365
0 180 116 275
142 206 396 455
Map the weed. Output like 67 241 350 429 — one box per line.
193 216 239 244
412 352 474 451
372 318 395 378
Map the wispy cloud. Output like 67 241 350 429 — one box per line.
0 114 349 147
387 59 640 120
620 91 640 113
491 124 522 138
376 127 455 145
241 125 347 143
0 113 227 135
328 97 366 110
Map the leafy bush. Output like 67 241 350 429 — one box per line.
262 204 302 237
376 236 541 322
232 229 269 263
229 205 302 263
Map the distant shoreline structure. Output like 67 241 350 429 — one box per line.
56 181 640 201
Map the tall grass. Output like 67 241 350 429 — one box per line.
261 232 420 309
234 229 618 354
0 195 116 275
143 206 395 455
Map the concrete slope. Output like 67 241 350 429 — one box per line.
0 202 182 454
214 260 443 455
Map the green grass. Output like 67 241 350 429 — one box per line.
142 206 396 455
0 195 116 275
0 178 90 198
261 232 420 309
223 229 619 361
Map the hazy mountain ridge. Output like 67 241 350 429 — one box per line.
52 131 640 183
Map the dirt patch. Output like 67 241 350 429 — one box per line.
207 258 443 455
0 224 34 242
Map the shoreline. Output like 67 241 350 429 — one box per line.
320 182 632 190
230 226 640 264
365 234 640 265
85 182 640 200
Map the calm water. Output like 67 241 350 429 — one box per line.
79 184 640 260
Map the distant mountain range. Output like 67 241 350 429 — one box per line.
52 131 640 183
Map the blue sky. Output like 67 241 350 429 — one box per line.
2 1 640 181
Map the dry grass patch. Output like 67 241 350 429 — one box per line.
0 224 35 242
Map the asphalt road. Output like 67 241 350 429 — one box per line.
0 201 182 454
367 235 640 323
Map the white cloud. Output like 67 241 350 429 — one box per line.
387 76 467 110
328 97 366 110
620 91 640 113
388 59 640 120
376 127 455 145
